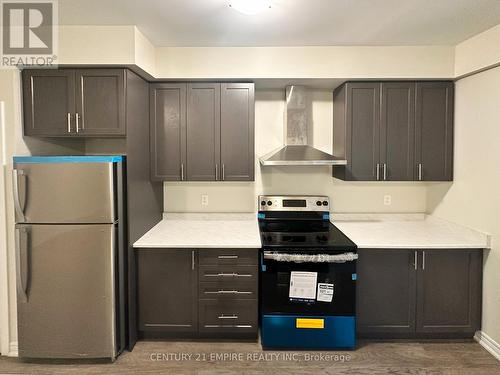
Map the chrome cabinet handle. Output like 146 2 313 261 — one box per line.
215 164 218 181
205 290 252 295
422 251 426 270
75 113 80 133
67 113 71 133
413 251 417 270
191 250 195 271
205 273 252 278
376 163 380 181
12 169 26 222
80 75 85 130
30 76 35 126
181 163 185 181
218 255 238 259
15 227 29 302
222 164 225 181
218 314 238 319
383 163 387 181
418 163 423 181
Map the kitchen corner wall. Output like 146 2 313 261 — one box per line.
426 65 500 347
164 89 427 213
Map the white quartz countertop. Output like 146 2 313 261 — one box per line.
133 213 261 249
331 214 491 250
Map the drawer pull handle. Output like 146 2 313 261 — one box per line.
218 314 238 319
204 325 252 328
205 290 253 295
205 273 252 278
218 255 238 259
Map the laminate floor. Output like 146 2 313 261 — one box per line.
0 340 499 374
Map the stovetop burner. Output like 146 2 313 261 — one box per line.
257 195 357 251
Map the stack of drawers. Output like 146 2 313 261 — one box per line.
198 249 258 337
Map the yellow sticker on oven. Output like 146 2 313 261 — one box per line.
296 318 324 329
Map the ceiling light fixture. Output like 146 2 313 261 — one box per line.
228 0 272 15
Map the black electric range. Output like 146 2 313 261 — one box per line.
258 195 357 350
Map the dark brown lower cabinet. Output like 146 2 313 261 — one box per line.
357 249 417 335
357 249 482 338
137 248 258 340
137 249 198 338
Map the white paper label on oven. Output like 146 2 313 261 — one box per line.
317 283 334 302
289 271 317 301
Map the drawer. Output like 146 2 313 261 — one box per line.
199 264 258 283
199 249 258 266
199 299 258 333
199 281 257 300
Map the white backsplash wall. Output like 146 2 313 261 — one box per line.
164 89 427 213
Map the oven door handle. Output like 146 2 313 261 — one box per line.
263 252 358 263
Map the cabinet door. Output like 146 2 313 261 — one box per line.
416 250 482 334
186 83 220 181
357 249 417 335
75 69 126 136
220 83 255 181
22 69 75 136
415 82 454 181
150 83 187 181
380 82 415 181
345 83 381 181
137 249 197 333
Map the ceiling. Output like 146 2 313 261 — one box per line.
58 0 500 47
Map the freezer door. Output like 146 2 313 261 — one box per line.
13 162 115 223
16 224 116 359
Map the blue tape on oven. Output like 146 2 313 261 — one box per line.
323 213 330 220
352 273 357 280
258 213 265 219
260 253 267 272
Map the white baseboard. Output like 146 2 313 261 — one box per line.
8 341 18 357
475 331 500 361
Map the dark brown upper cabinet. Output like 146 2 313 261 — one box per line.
22 70 76 136
333 81 453 181
220 83 255 181
150 83 187 181
415 82 454 181
380 82 415 181
150 82 255 182
75 69 126 136
22 69 126 137
186 83 221 181
333 82 380 181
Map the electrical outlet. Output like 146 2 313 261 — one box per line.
201 194 209 206
383 195 392 206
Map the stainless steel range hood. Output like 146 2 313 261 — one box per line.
259 85 347 166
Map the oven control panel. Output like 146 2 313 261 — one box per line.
258 195 330 211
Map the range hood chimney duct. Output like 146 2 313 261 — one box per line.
259 85 347 166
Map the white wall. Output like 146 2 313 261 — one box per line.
164 89 427 213
427 66 500 346
155 46 454 79
455 24 500 77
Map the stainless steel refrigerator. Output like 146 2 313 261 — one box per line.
13 155 127 360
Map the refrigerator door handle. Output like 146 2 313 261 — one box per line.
15 227 29 302
13 169 26 222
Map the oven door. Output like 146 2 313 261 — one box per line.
260 250 356 316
